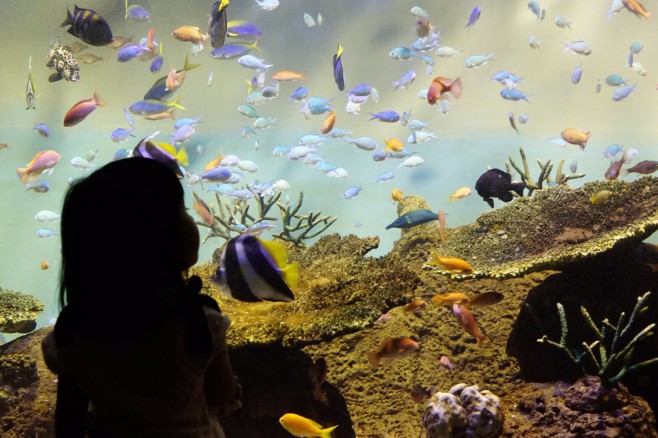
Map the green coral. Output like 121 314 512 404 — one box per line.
537 291 658 387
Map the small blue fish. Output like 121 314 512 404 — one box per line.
603 144 623 158
227 22 263 40
125 1 150 22
372 151 388 162
518 114 529 124
466 5 481 30
569 160 578 173
612 83 636 102
34 123 50 137
571 64 583 84
596 78 602 94
369 110 401 123
150 55 163 73
201 167 232 182
389 47 418 60
393 70 416 91
37 228 58 238
500 89 530 103
111 127 136 143
333 44 345 91
113 148 131 161
628 52 634 68
174 117 202 129
375 171 395 183
630 41 643 54
122 106 135 128
25 180 50 193
210 41 259 60
117 44 148 63
604 74 627 87
385 209 438 230
343 186 362 199
288 86 309 102
349 84 373 96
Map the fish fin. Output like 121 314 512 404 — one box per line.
366 352 380 368
281 261 299 290
61 7 73 27
125 0 129 19
476 333 489 346
249 39 261 53
619 168 630 179
176 146 189 166
449 77 463 99
170 98 186 111
428 248 441 265
93 91 107 107
448 195 455 204
336 43 344 58
17 168 29 184
182 54 201 71
259 239 289 268
321 425 339 438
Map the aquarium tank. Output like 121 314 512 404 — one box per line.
1 0 658 437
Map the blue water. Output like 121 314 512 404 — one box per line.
1 0 658 336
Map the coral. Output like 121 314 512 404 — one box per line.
0 354 38 389
535 291 658 387
422 383 504 438
506 147 585 196
0 289 44 334
273 191 337 245
423 177 658 278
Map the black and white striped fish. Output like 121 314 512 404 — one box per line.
212 235 298 302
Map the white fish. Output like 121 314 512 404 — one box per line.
272 179 291 192
345 100 362 114
399 156 424 167
393 70 416 91
408 131 437 144
546 137 569 147
408 119 429 131
303 12 316 27
563 41 592 55
253 117 277 129
238 55 272 71
299 134 327 146
555 16 572 29
607 0 625 20
528 35 541 50
70 156 94 170
417 89 429 100
37 228 58 238
438 100 451 115
317 13 323 25
345 137 377 151
410 6 430 19
464 53 494 68
185 172 201 186
327 167 349 178
35 210 60 222
220 154 240 166
207 69 214 87
287 146 316 160
436 47 461 57
87 148 100 162
628 62 647 76
246 222 276 236
370 87 380 102
255 0 279 11
237 160 259 173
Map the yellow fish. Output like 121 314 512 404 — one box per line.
279 413 338 438
151 142 189 166
431 292 470 306
272 70 305 81
171 26 209 45
320 111 336 134
205 149 224 171
391 188 403 203
623 0 652 19
560 128 590 151
428 248 474 273
590 190 613 205
383 137 405 153
448 186 472 203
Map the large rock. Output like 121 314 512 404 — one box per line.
0 289 44 334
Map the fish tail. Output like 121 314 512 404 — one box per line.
61 7 73 27
17 168 29 184
182 54 202 71
170 98 186 111
366 352 380 368
321 425 339 438
93 91 107 107
619 168 630 179
176 146 189 166
476 333 489 346
449 77 463 99
448 195 455 204
249 39 261 53
281 261 299 290
125 0 129 19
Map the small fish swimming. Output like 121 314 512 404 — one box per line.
64 91 106 127
563 41 592 55
453 304 488 345
448 187 472 203
590 190 614 204
605 74 627 86
343 186 362 199
393 70 416 91
500 89 530 102
34 210 60 222
555 15 573 29
111 127 136 143
37 228 59 239
508 112 519 134
370 111 400 123
208 0 229 49
475 168 526 208
25 57 37 110
428 249 473 273
17 150 61 184
427 76 462 105
25 180 50 193
366 337 420 368
303 12 316 27
571 64 583 84
612 83 636 101
61 5 113 46
561 128 590 150
279 413 337 438
333 44 345 91
623 0 652 19
34 123 50 137
212 234 298 302
466 6 481 30
385 209 438 230
528 35 541 50
464 53 494 68
46 38 80 82
621 160 658 177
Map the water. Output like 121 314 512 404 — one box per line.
1 0 657 336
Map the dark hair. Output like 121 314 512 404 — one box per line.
58 157 188 334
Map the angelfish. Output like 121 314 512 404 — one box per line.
333 43 345 91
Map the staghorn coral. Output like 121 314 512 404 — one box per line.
505 147 585 196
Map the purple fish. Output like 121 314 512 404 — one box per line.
118 44 148 62
126 5 150 22
210 42 257 60
466 6 481 30
201 167 232 182
571 64 583 84
349 84 372 96
333 44 345 91
227 22 263 40
150 55 163 73
369 110 400 123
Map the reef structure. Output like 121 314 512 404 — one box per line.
0 289 44 334
417 177 658 278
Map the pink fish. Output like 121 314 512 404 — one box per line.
452 304 488 346
64 91 106 127
17 150 61 184
439 355 455 371
438 209 446 243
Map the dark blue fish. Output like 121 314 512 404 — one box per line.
209 0 229 49
61 5 113 47
466 5 481 30
475 168 525 208
210 41 258 60
333 44 345 91
385 209 438 230
132 137 184 178
227 22 263 40
150 55 163 73
212 234 298 302
118 44 148 62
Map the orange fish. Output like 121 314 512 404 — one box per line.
560 128 590 151
272 70 305 81
383 138 405 153
193 192 213 226
427 76 463 105
171 26 209 44
366 337 420 368
404 300 427 313
453 304 488 346
623 0 652 19
468 291 504 308
205 149 224 171
64 91 106 127
320 111 336 134
428 248 474 273
40 260 50 270
17 150 62 184
431 292 470 306
391 189 403 203
438 209 446 242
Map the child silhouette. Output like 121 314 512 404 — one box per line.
42 157 237 437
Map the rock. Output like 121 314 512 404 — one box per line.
565 375 629 412
0 289 44 334
0 354 39 389
422 383 504 438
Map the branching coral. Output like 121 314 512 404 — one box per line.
506 147 585 196
273 191 337 245
535 291 658 386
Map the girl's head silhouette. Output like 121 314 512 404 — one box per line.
58 157 199 335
